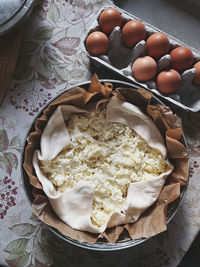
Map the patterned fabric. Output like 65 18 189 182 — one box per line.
0 1 199 266
0 27 24 105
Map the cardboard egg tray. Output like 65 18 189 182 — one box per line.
84 5 200 112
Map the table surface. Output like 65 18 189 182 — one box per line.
0 1 200 266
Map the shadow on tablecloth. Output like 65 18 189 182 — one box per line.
178 231 200 267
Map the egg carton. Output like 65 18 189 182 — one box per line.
84 5 200 112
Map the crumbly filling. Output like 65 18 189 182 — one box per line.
40 108 171 227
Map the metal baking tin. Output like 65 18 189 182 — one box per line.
85 5 200 113
0 0 35 36
21 79 188 251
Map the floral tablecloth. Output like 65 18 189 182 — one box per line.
0 1 200 266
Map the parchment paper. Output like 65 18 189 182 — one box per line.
23 74 189 243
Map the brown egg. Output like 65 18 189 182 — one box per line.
122 20 146 48
98 8 122 35
170 46 194 72
86 31 109 56
193 62 200 86
132 56 157 81
146 32 170 59
156 69 181 94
